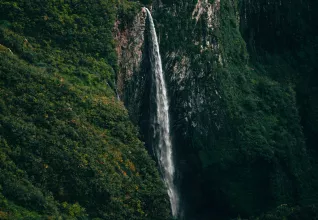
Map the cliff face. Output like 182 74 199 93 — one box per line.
115 10 146 99
118 0 318 219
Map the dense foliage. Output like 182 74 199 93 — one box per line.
239 0 318 175
0 0 171 219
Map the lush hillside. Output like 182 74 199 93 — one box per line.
0 0 170 219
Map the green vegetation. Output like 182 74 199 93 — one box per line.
239 0 318 161
1 0 317 219
0 0 170 219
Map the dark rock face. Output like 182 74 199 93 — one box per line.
115 9 155 155
117 0 318 219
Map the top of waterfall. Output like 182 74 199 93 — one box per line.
143 7 151 14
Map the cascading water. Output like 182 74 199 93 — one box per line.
144 7 180 218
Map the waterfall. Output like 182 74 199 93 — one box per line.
144 8 180 218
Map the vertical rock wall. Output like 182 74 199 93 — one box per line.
115 0 317 219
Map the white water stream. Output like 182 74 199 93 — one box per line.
144 7 180 218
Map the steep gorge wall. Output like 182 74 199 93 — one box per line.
117 0 318 219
